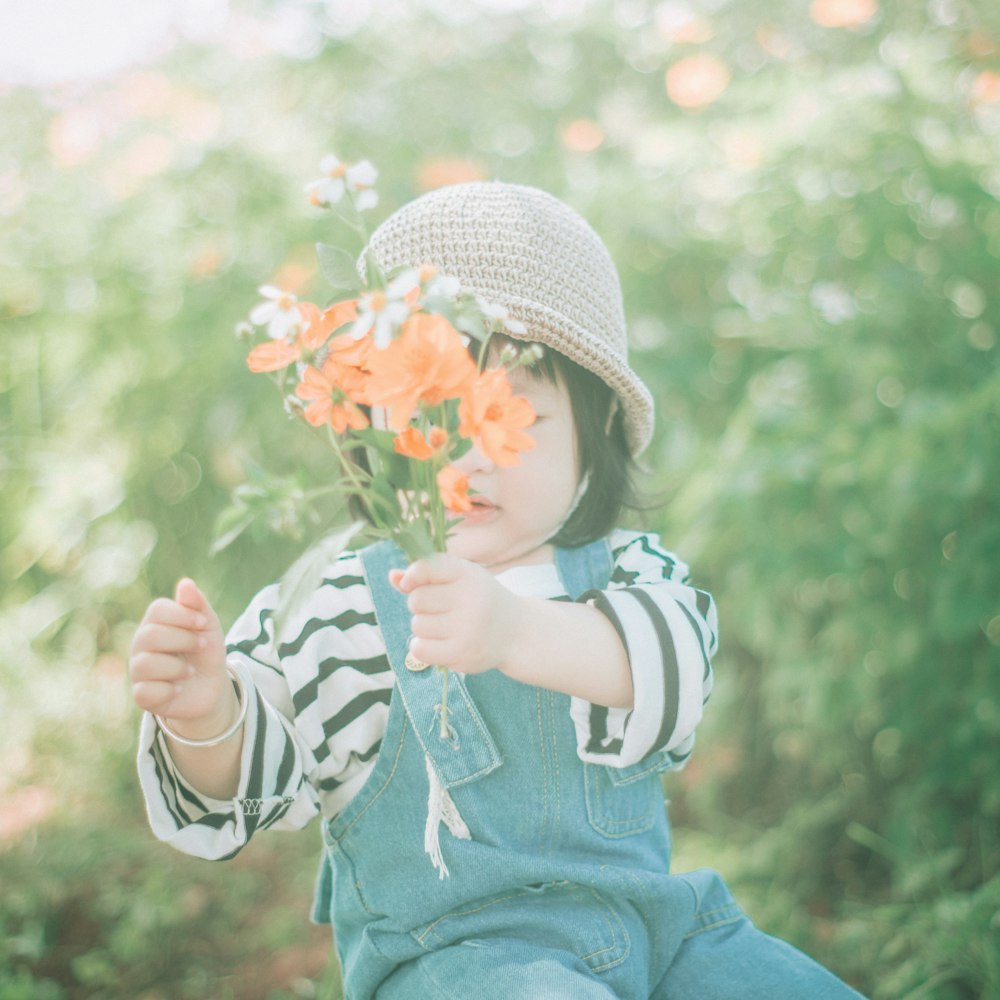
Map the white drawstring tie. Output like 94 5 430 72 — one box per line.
424 753 471 879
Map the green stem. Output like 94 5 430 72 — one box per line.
324 425 367 493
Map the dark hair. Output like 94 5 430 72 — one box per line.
502 339 637 548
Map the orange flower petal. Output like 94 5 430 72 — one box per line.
320 298 359 334
247 340 300 372
295 365 331 401
394 426 435 460
458 368 536 467
303 397 333 427
437 466 473 513
365 311 476 427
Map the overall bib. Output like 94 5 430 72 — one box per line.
312 540 865 1000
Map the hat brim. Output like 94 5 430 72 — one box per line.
483 292 655 457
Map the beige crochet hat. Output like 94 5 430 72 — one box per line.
363 181 655 456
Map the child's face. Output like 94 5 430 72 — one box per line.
446 368 580 574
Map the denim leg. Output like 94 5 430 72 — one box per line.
650 870 867 1000
376 939 621 1000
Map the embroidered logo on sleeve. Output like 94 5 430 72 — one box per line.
239 796 297 816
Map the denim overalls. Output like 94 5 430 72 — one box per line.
312 540 865 1000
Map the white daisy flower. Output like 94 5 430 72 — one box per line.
424 271 462 300
350 285 412 349
477 297 527 336
306 155 379 210
249 285 300 339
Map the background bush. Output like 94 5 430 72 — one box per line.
2 1 998 997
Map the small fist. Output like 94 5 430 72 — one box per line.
129 579 231 727
390 555 520 674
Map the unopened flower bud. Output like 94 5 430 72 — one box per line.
283 396 305 419
234 321 254 341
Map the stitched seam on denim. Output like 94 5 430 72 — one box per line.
609 754 670 785
335 721 408 841
584 771 656 838
584 765 658 837
577 889 622 961
535 688 550 853
434 679 496 753
583 888 631 972
694 903 740 921
422 681 502 785
618 868 657 964
415 891 529 945
597 813 653 828
683 908 744 939
549 691 561 843
394 682 500 786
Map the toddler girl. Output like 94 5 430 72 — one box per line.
130 182 865 998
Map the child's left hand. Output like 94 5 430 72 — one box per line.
390 555 520 675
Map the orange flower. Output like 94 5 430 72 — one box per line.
323 331 374 406
365 312 477 430
437 466 473 513
458 368 535 468
295 364 369 433
247 299 357 373
394 426 435 460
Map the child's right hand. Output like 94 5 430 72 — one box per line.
129 578 234 738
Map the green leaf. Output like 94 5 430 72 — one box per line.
393 522 437 562
363 478 400 527
273 521 364 641
209 504 257 555
352 425 399 455
316 243 361 292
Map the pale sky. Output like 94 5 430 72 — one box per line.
0 0 582 88
0 0 227 86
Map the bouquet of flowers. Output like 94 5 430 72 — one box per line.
216 155 538 736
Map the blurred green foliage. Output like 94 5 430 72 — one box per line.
2 1 999 997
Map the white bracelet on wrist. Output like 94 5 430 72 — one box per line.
155 664 249 748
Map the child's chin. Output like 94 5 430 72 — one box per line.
445 531 495 565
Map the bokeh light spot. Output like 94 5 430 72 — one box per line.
810 0 878 29
665 54 731 110
415 157 489 190
560 118 604 152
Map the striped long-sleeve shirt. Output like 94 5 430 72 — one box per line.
137 529 718 860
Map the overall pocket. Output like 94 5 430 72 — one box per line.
583 754 668 838
413 881 630 974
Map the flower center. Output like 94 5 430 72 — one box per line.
485 403 504 421
368 291 387 312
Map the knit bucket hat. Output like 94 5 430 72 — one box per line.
363 181 655 456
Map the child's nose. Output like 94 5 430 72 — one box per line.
452 440 495 475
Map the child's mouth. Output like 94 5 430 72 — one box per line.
462 497 498 525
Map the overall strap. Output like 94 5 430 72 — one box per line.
554 537 614 598
359 540 502 789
